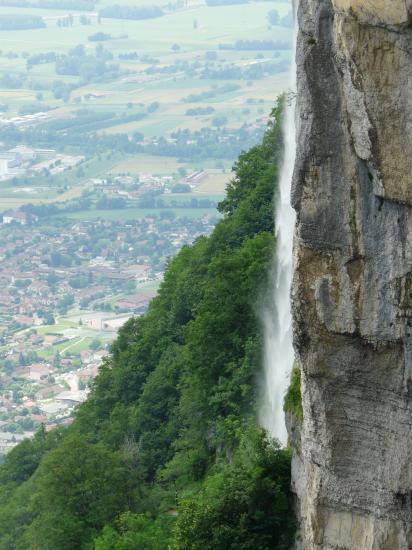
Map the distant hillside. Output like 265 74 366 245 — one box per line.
0 100 295 549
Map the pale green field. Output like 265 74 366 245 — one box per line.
113 154 186 174
0 187 83 208
194 172 232 194
36 320 78 335
111 154 232 175
0 3 291 53
36 336 96 359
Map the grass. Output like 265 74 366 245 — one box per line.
0 186 84 205
36 320 78 334
111 155 232 176
112 154 186 175
59 337 93 355
194 172 232 194
36 336 92 359
108 117 182 138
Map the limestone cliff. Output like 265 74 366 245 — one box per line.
291 1 412 548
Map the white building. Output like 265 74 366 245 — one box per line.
3 211 27 225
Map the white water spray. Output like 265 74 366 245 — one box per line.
260 4 298 445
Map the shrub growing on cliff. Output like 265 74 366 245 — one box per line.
284 365 303 424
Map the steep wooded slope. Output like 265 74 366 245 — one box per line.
0 103 295 549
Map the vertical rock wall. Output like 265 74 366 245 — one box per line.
291 1 412 547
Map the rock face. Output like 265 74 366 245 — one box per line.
291 0 412 548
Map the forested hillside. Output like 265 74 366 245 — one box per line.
0 101 295 549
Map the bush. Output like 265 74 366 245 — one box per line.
172 429 295 549
283 366 303 423
88 32 111 42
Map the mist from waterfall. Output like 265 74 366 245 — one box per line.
260 5 297 445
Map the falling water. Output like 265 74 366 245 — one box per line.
260 3 298 445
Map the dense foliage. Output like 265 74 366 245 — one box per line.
0 101 295 548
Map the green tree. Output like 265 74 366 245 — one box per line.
23 434 130 549
89 338 102 351
172 429 295 550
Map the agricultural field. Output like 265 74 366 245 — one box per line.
0 0 292 215
112 154 186 175
0 2 291 116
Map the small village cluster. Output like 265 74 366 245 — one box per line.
0 212 215 454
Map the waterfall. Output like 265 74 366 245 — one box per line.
260 3 298 445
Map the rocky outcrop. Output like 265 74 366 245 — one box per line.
291 1 412 548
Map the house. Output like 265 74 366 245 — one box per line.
13 367 30 378
34 149 56 161
40 401 68 415
86 314 131 331
3 211 28 225
13 314 34 326
8 145 36 162
116 290 156 311
56 390 89 406
185 170 206 186
28 363 52 381
36 384 65 400
80 350 92 362
0 158 11 177
92 350 108 362
0 151 21 168
31 414 48 423
43 334 64 346
77 364 99 382
124 264 150 282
